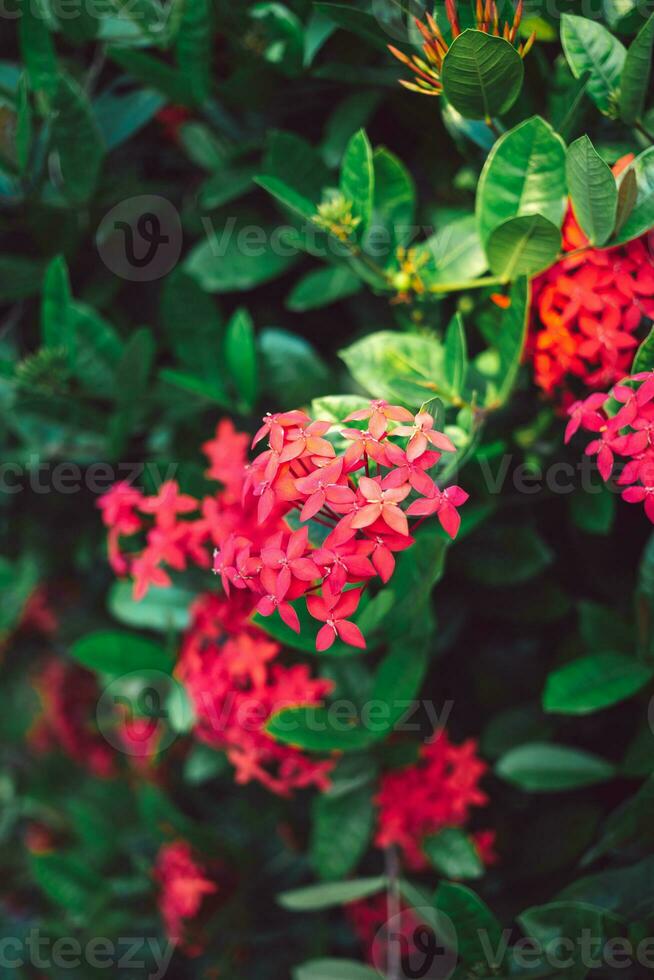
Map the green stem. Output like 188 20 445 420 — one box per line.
635 119 654 144
427 274 505 294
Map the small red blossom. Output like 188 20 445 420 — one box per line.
154 841 217 955
375 731 493 869
566 370 654 525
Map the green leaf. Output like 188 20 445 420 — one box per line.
259 328 331 407
497 742 616 791
294 961 380 980
15 74 31 173
93 87 166 150
70 630 174 675
30 854 104 916
614 166 638 238
424 828 484 880
159 368 230 406
185 218 299 292
18 0 58 102
176 0 211 104
278 876 386 911
584 775 654 863
544 653 652 715
633 325 654 373
224 307 257 411
107 48 193 106
266 702 376 752
250 2 305 77
441 30 524 120
310 785 373 881
612 147 654 245
41 255 73 352
262 129 330 204
561 14 626 115
419 214 487 287
339 331 445 407
569 483 616 535
493 276 529 405
115 327 155 405
476 116 567 245
518 901 619 980
444 313 467 397
287 266 361 311
372 146 416 253
70 302 123 396
108 582 194 633
619 12 654 124
579 601 632 654
160 267 223 379
434 882 503 968
566 135 617 246
558 855 654 918
486 213 561 279
313 3 389 51
255 175 317 222
340 129 374 230
51 74 105 204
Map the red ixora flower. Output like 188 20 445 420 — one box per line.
529 155 654 406
154 841 218 956
100 404 468 654
565 370 654 524
374 730 495 870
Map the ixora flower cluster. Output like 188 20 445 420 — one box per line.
154 841 219 956
529 157 654 403
218 402 468 652
566 371 654 522
374 731 496 869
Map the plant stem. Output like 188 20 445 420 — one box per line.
427 274 505 294
635 119 654 144
385 846 402 980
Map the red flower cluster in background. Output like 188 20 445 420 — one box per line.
374 731 495 869
177 592 334 796
566 371 654 522
154 840 218 955
529 156 654 405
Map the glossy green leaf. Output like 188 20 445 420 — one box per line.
259 328 331 407
434 882 503 967
441 30 524 120
614 166 638 238
372 146 416 254
561 14 626 115
70 630 174 675
619 12 654 124
419 215 487 287
569 483 616 535
566 135 617 246
477 116 567 245
486 213 561 279
443 313 467 397
424 828 484 880
544 653 652 715
294 961 379 980
310 785 373 881
287 266 361 311
108 582 194 633
176 0 211 103
339 331 445 407
18 0 58 101
225 307 258 410
340 129 374 230
278 876 386 911
185 218 299 292
633 325 654 373
497 742 616 791
51 74 105 204
41 255 73 352
612 147 654 244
